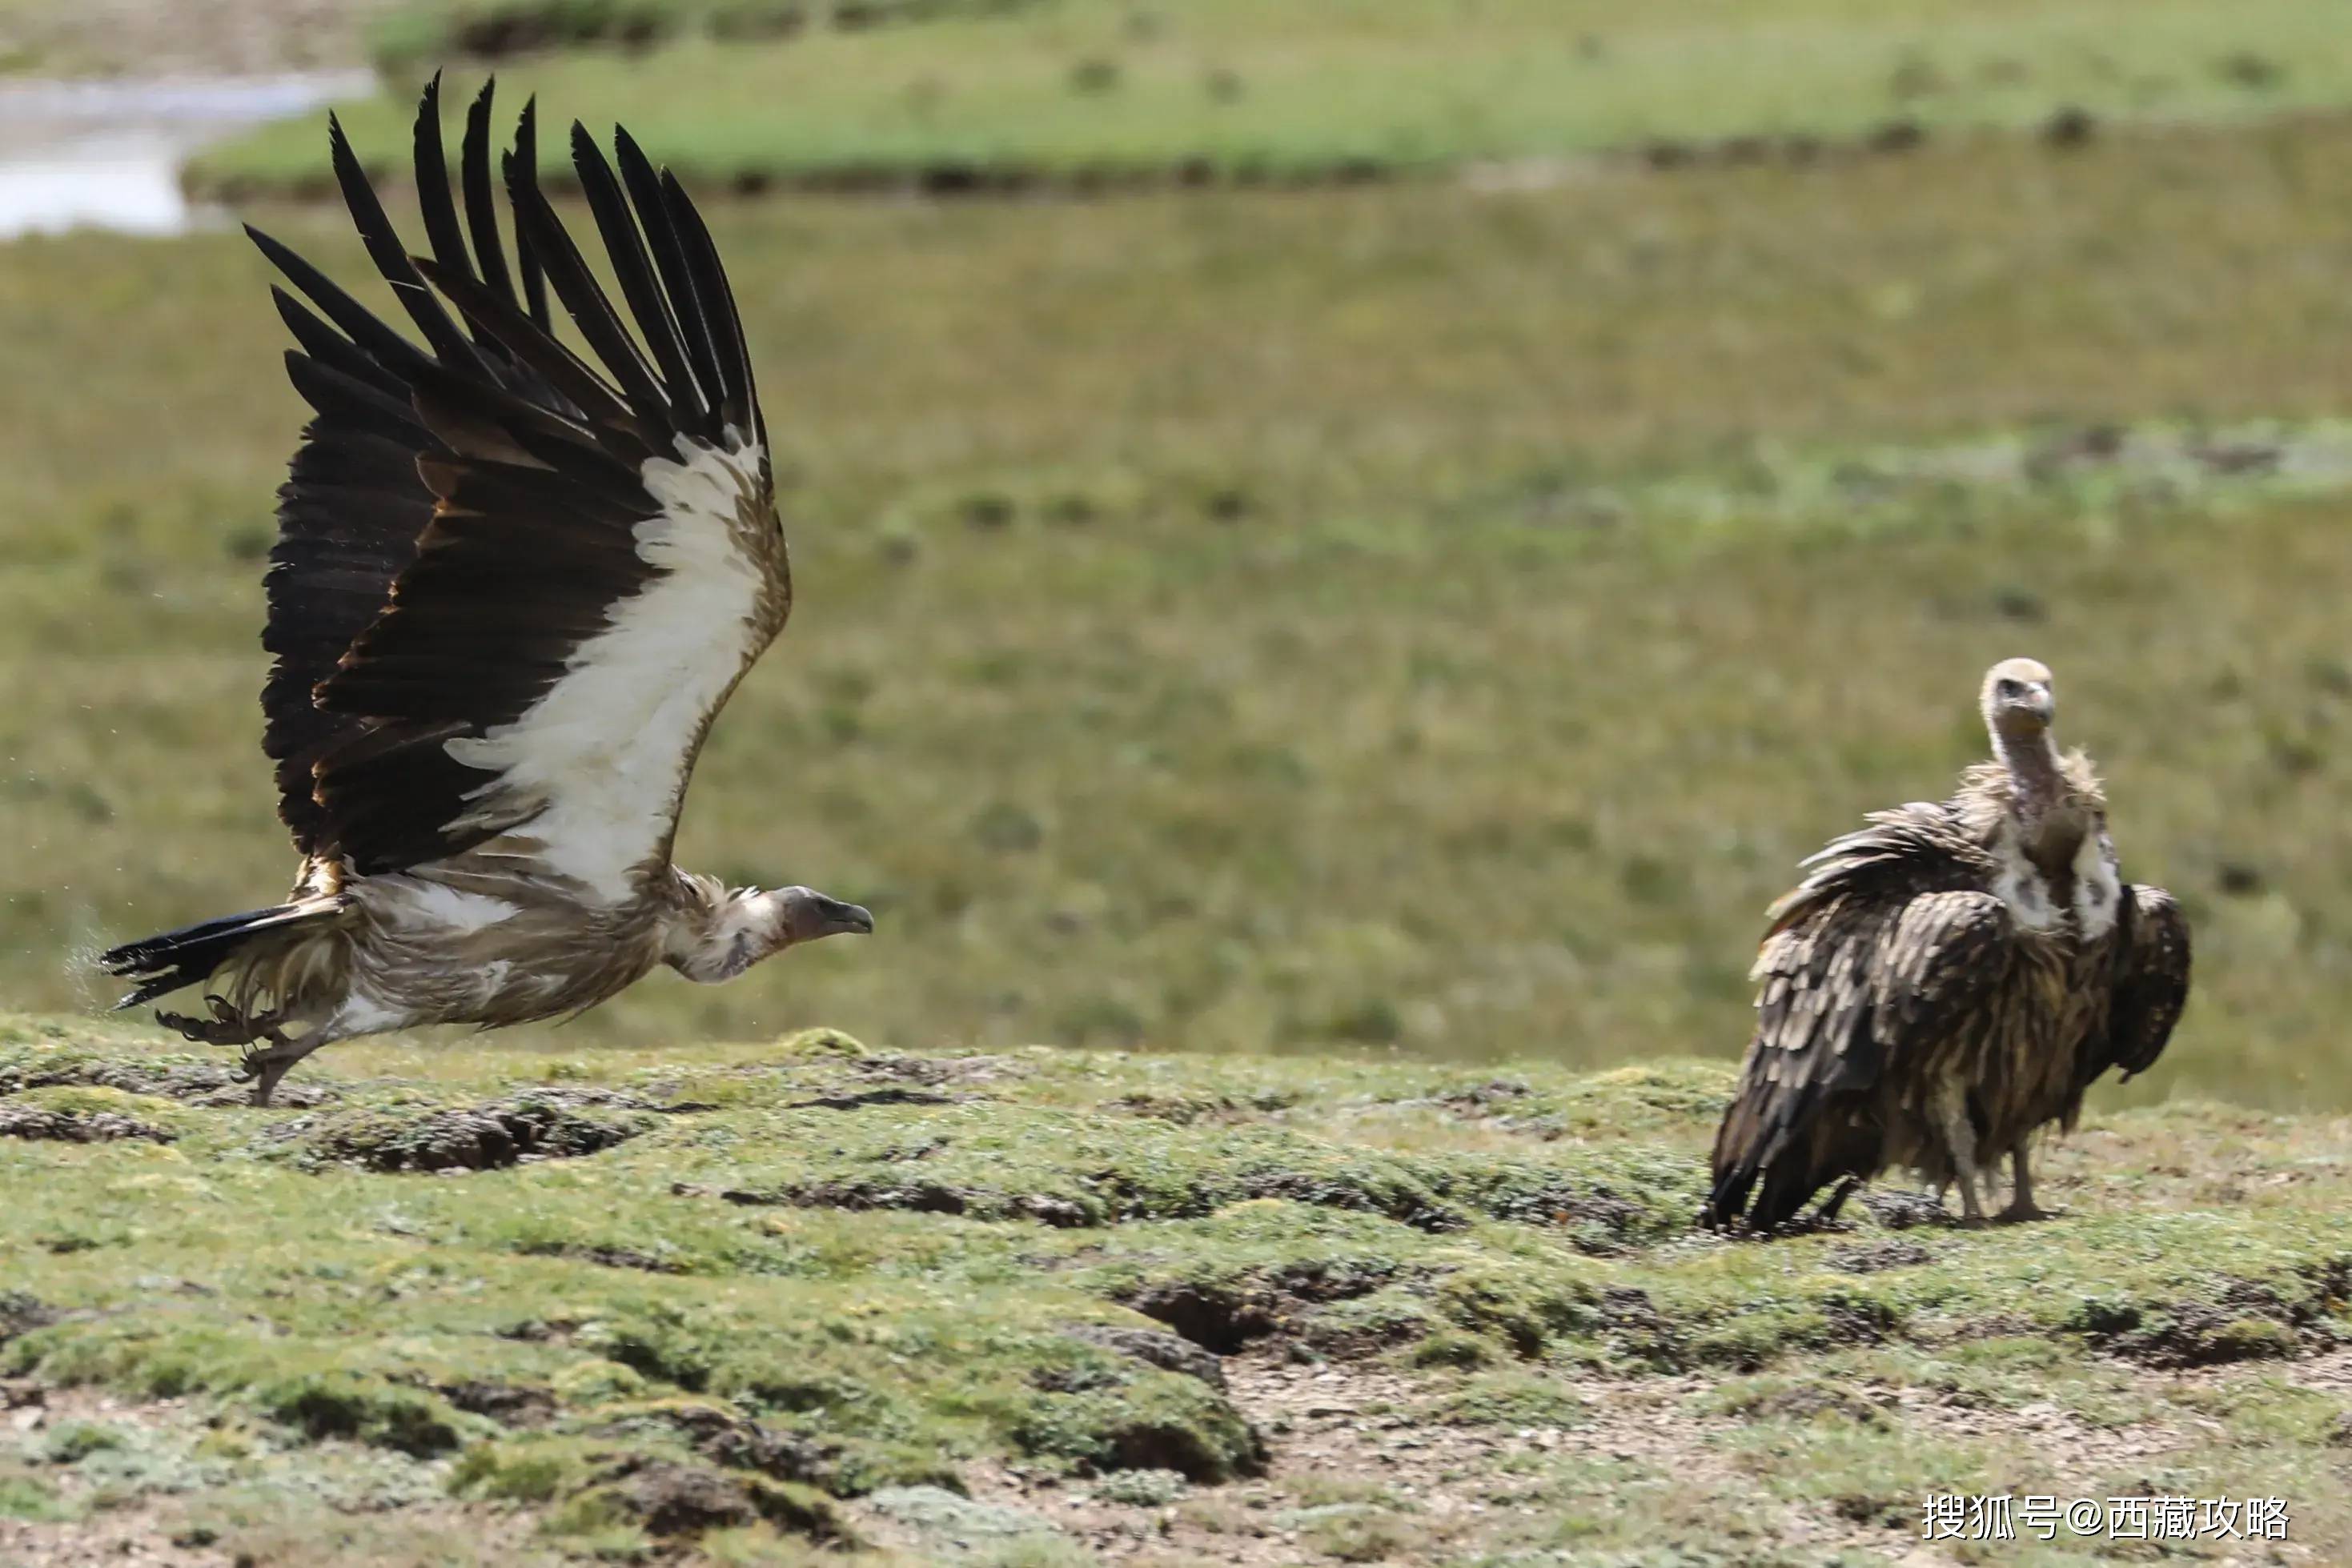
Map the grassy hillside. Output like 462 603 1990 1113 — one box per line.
2 1017 2348 1564
190 0 2352 192
13 113 2352 1104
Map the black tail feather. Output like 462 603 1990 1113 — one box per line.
1703 1120 1873 1235
97 904 316 1011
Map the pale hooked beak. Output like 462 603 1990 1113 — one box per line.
826 899 876 936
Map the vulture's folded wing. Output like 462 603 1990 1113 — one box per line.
252 78 785 899
2089 884 2191 1085
1706 804 2011 1231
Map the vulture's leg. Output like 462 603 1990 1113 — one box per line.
1815 1176 1861 1225
1998 1136 2059 1224
1929 1079 1989 1227
237 1028 324 1109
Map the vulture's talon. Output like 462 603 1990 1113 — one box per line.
158 1007 248 1047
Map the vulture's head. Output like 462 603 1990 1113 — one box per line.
668 884 874 983
1980 656 2056 740
771 886 877 944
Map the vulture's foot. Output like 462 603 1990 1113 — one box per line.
1995 1201 2064 1225
156 995 271 1049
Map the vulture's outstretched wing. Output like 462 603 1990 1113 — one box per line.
2082 884 2190 1089
252 77 785 900
1704 804 2012 1232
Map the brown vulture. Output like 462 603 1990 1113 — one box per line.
98 78 872 1105
1703 658 2191 1233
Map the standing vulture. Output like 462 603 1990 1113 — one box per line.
98 78 872 1105
1703 659 2190 1232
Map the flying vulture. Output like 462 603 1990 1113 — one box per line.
1703 659 2190 1233
98 78 872 1105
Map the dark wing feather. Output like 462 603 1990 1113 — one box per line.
250 80 785 885
1705 802 2012 1233
327 112 488 378
616 127 724 419
508 98 552 332
461 79 521 316
409 75 473 316
260 323 435 853
572 123 708 428
2087 884 2191 1086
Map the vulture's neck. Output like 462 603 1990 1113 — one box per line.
661 872 764 983
1992 724 2080 870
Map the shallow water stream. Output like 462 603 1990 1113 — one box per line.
0 72 367 238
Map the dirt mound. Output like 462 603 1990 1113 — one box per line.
275 1090 653 1173
0 1104 173 1143
1063 1325 1229 1390
1121 1260 1410 1357
0 1051 335 1107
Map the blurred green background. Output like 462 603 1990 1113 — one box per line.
4 0 2352 1105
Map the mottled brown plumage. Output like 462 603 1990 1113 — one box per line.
1704 659 2191 1233
98 79 870 1104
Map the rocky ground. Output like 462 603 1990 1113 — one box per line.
1 1014 2347 1565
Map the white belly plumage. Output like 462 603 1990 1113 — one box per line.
323 873 649 1037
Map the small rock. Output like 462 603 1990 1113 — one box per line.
1092 1468 1190 1507
1828 1240 1935 1273
865 1484 1067 1550
1065 1324 1229 1390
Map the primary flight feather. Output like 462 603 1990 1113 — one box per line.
98 78 872 1104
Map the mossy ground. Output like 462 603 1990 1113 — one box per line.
10 2 2352 1558
2 1017 2347 1563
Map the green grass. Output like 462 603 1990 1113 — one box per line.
192 0 2352 192
17 113 2352 1104
1 1020 2347 1562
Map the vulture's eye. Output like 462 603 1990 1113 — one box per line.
1997 680 2021 697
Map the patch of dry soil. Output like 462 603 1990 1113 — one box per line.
961 1349 2345 1566
961 1357 1927 1565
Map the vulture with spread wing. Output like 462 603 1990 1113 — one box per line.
1703 659 2190 1233
98 78 872 1104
